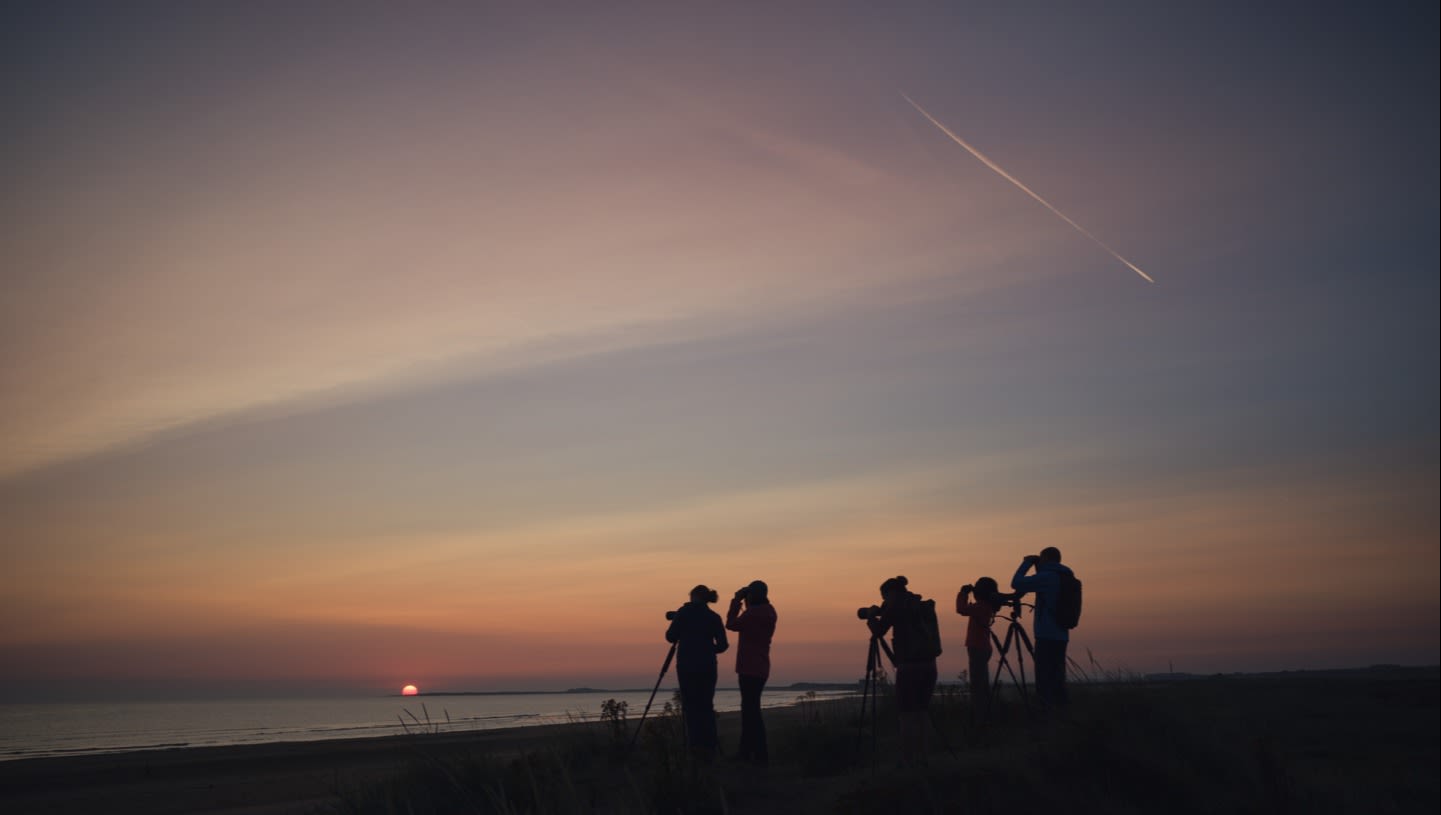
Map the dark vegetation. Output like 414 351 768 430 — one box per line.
331 667 1439 814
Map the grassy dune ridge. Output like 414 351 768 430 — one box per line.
336 668 1439 814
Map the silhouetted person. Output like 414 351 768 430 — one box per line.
1011 547 1073 710
665 584 729 760
956 576 1012 722
867 575 940 766
726 579 776 767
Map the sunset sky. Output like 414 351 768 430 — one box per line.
2 2 1436 698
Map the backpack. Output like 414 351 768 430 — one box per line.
1055 572 1083 630
904 595 943 660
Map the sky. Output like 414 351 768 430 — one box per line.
1 1 1436 699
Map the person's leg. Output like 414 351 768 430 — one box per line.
915 662 936 762
1054 639 1069 706
894 663 936 766
736 675 754 760
677 671 702 747
679 669 719 759
696 668 719 751
1034 638 1065 709
899 711 922 764
894 665 916 765
968 646 992 721
739 674 767 765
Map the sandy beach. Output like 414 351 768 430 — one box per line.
0 716 624 815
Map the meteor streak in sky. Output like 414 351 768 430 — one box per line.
902 93 1155 283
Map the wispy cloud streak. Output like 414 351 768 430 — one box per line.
901 93 1155 283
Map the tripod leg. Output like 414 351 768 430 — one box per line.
991 627 1021 695
869 639 879 762
991 622 1032 715
856 636 875 751
1012 626 1039 713
1016 626 1037 660
856 635 885 770
627 643 676 754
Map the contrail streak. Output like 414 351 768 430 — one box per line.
901 92 1155 283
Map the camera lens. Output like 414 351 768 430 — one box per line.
665 610 677 621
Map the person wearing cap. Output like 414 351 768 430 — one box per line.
665 584 729 759
726 580 777 766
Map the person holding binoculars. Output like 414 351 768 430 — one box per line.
726 580 776 767
956 576 1012 721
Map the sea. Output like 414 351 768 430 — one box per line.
0 687 854 762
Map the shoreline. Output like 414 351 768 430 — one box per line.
0 686 854 765
0 703 823 815
0 716 617 815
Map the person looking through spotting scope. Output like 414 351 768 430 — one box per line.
1011 547 1075 710
665 585 729 761
726 580 776 767
866 576 940 767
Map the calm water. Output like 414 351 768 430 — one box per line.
0 688 852 761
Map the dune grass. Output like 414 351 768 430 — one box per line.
331 669 1438 814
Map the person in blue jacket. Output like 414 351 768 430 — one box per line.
1011 547 1074 710
665 584 729 759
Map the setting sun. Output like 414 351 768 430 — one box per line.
401 684 419 696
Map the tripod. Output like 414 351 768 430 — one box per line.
989 600 1037 716
627 641 678 753
855 629 958 765
855 632 894 755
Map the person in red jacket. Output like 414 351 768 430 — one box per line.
726 579 777 766
956 576 1011 722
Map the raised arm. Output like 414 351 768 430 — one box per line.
1011 555 1041 594
957 585 975 616
726 597 745 632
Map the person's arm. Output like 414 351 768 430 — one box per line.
713 614 730 654
725 597 744 632
1011 556 1041 594
957 586 974 616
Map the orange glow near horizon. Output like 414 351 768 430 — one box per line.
0 4 1435 692
1 464 1436 683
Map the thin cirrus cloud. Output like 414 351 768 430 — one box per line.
0 69 1056 483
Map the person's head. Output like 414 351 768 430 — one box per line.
690 584 718 604
1039 547 1062 565
974 576 999 601
879 575 909 602
745 580 769 605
